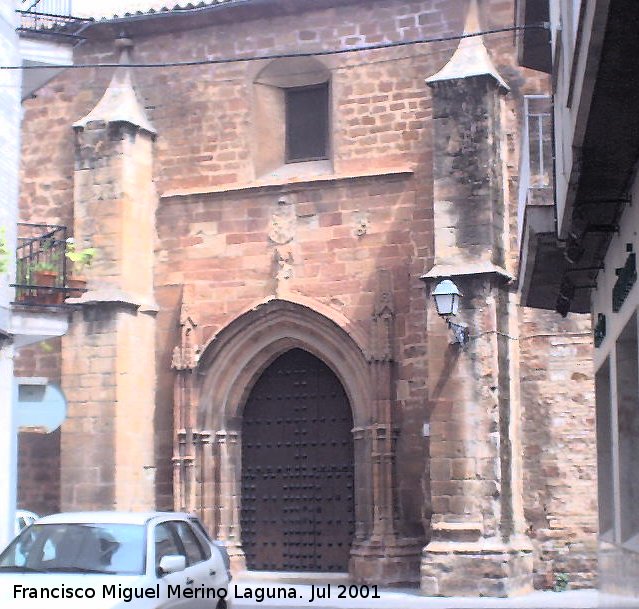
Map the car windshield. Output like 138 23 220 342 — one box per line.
0 523 146 575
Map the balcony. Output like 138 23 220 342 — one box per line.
0 224 72 347
17 1 90 100
517 95 574 311
517 95 554 246
17 1 89 40
13 223 83 306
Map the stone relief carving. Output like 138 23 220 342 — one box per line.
268 195 296 245
353 211 370 237
274 248 294 281
171 310 200 370
371 269 395 361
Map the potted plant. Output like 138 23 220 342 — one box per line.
65 238 97 297
31 259 63 304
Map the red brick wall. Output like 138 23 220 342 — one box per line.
17 430 61 515
19 0 546 224
15 338 62 515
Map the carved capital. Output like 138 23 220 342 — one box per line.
216 430 239 445
193 430 213 445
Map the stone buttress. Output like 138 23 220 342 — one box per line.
61 38 159 511
420 0 534 596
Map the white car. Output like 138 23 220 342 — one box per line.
14 510 39 536
0 512 231 609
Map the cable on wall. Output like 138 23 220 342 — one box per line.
0 23 548 70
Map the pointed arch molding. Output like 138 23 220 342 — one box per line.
197 297 373 431
181 296 413 581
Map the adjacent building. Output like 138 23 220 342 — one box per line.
0 0 79 548
16 0 598 595
517 0 639 600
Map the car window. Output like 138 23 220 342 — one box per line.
154 523 183 570
173 521 206 566
0 523 145 575
189 517 211 541
188 519 212 560
97 525 146 575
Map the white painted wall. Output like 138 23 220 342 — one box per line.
0 0 19 551
591 171 639 572
592 180 639 370
550 0 611 238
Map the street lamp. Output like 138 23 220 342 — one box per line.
431 279 469 346
432 279 461 317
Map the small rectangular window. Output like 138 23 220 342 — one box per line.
285 83 329 163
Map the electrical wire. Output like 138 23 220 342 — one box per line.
0 23 547 70
0 30 551 89
470 330 591 342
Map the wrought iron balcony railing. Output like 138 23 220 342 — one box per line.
13 223 81 305
22 0 72 15
17 0 91 41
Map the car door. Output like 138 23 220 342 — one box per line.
171 520 215 609
188 518 230 589
153 521 193 609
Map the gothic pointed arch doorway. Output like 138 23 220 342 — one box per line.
240 348 355 572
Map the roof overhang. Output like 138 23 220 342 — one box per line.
79 0 363 41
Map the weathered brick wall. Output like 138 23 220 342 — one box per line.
16 0 596 588
16 430 61 515
158 172 432 536
519 308 597 589
15 339 62 514
18 0 546 224
59 308 118 510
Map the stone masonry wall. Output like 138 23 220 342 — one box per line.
16 0 596 588
519 308 597 589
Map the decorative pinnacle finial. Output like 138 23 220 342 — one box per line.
115 36 133 47
73 36 156 136
425 0 509 91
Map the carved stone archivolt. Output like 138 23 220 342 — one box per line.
174 296 419 582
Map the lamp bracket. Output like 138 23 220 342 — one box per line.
447 319 469 347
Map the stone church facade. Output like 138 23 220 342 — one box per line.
16 0 597 595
